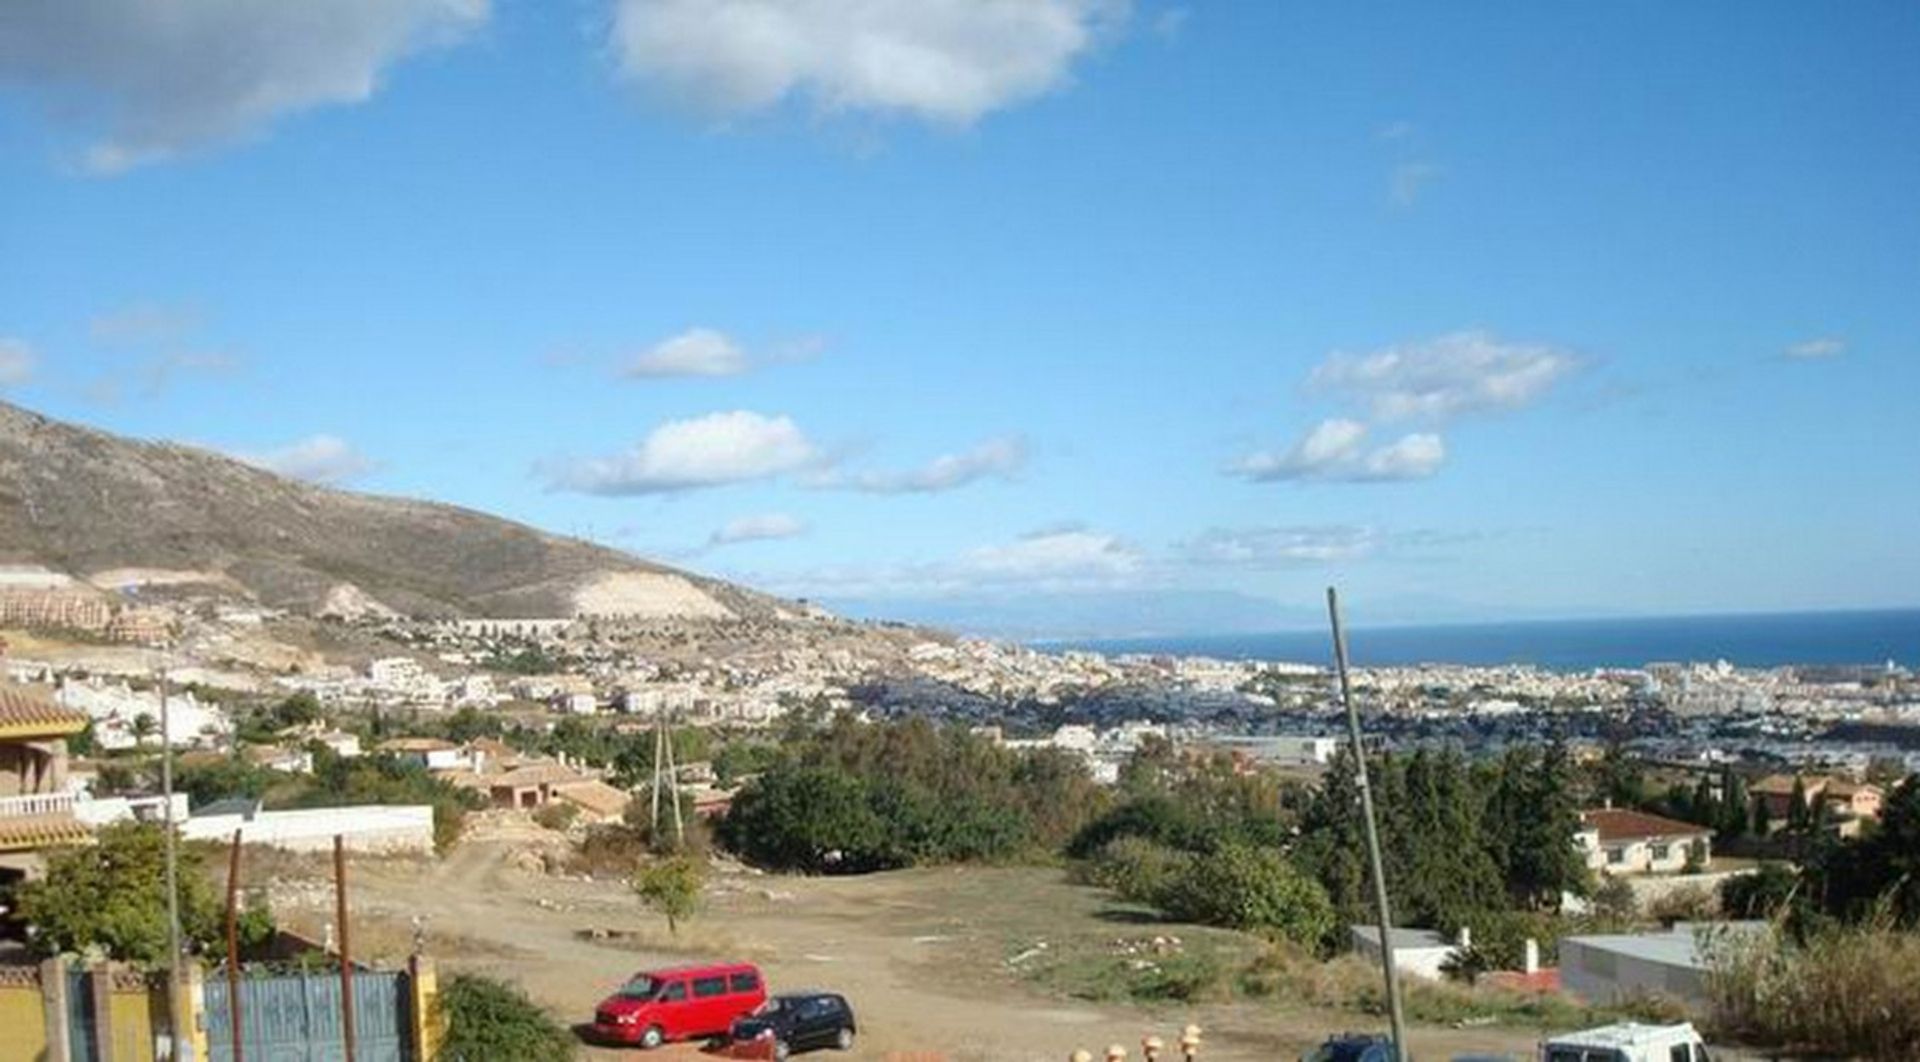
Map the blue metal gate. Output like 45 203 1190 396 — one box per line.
205 970 411 1062
65 969 97 1062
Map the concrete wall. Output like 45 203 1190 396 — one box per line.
1561 937 1708 1005
182 805 435 853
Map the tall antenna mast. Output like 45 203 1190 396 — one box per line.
1326 587 1408 1060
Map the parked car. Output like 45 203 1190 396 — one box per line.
1302 1033 1397 1062
591 963 768 1049
1540 1022 1711 1062
729 992 858 1059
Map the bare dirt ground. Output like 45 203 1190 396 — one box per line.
266 832 1563 1062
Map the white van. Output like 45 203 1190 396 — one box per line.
1540 1022 1711 1062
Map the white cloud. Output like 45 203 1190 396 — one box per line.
0 0 487 172
755 524 1145 598
623 327 749 378
609 0 1127 125
1360 431 1445 480
814 435 1026 493
710 512 808 546
236 435 376 485
1231 418 1444 483
1389 160 1440 206
1180 525 1378 567
1310 330 1578 422
1784 336 1845 360
543 410 819 495
964 527 1141 580
0 338 34 387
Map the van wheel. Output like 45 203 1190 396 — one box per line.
640 1025 665 1049
835 1027 856 1051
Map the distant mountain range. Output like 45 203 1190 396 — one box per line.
0 401 787 621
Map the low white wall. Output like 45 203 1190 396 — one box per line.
182 805 435 854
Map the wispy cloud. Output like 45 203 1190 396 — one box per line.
80 299 242 402
752 524 1147 599
541 410 821 495
1178 525 1379 566
622 327 749 379
235 434 376 485
609 0 1127 126
710 512 808 547
88 300 202 344
1310 330 1579 423
1231 418 1444 483
0 338 35 387
1152 7 1191 40
1784 336 1846 361
0 0 487 173
809 436 1027 494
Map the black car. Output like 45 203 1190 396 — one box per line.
1302 1033 1398 1062
729 992 857 1059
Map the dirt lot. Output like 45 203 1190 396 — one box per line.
257 827 1573 1062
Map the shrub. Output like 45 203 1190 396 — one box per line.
532 802 578 832
1155 843 1336 947
1647 885 1718 926
15 821 222 963
433 973 572 1062
1720 862 1799 920
1083 836 1187 906
1706 920 1920 1060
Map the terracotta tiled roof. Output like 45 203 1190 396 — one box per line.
490 762 584 789
1750 773 1811 797
1580 807 1713 842
0 814 93 852
377 737 458 753
0 686 88 738
552 780 631 818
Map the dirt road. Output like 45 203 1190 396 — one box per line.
279 839 1557 1062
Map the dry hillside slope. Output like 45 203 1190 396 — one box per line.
0 401 784 620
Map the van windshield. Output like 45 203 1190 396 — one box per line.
618 977 660 999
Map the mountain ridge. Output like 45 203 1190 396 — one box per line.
0 401 787 621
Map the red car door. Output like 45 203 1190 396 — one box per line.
690 973 730 1034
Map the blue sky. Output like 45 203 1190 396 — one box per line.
2 1 1917 635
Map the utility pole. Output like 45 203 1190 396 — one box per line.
648 702 685 847
158 660 189 1061
1326 588 1408 1061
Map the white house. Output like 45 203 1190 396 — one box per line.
1576 808 1714 875
376 737 471 772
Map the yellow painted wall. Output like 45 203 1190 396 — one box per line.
105 981 157 1062
0 980 48 1062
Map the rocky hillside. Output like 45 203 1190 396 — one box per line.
0 401 786 620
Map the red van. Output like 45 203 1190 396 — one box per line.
592 963 768 1048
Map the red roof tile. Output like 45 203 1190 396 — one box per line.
1580 807 1713 842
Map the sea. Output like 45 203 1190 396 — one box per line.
1052 608 1920 672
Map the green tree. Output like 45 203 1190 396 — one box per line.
632 856 705 935
129 714 158 747
1154 842 1335 947
433 973 572 1062
15 821 221 962
1787 777 1810 832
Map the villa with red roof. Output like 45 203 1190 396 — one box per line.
1575 807 1713 876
